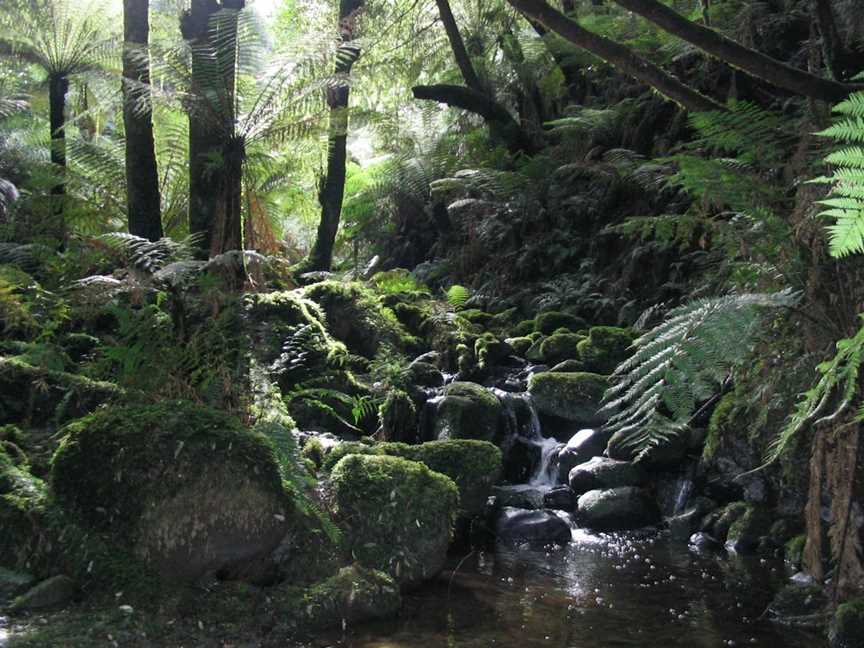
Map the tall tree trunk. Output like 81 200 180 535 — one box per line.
434 0 481 92
508 0 722 113
304 0 364 273
608 0 862 102
123 0 163 242
48 73 68 241
528 16 586 104
182 0 222 257
212 0 245 256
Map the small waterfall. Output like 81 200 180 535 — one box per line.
491 388 559 487
672 477 694 515
418 394 445 442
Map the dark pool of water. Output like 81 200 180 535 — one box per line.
325 529 824 648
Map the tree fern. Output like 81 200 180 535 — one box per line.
446 284 470 308
601 291 797 458
812 91 864 258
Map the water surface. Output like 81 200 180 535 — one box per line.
329 530 823 648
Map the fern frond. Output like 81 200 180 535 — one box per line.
602 291 798 456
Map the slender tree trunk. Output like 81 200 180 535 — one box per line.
183 0 222 257
434 0 481 92
608 0 862 102
508 0 723 113
419 0 538 153
123 0 163 242
48 73 68 241
528 17 586 103
304 0 364 272
212 0 245 256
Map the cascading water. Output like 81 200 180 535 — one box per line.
491 388 560 487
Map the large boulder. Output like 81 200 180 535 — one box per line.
576 487 659 531
322 440 500 518
606 426 688 468
51 402 292 583
556 428 612 483
527 372 608 425
330 454 459 589
495 508 572 546
433 382 501 442
568 457 645 495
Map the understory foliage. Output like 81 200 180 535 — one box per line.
601 291 797 459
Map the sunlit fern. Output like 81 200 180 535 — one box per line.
601 290 798 459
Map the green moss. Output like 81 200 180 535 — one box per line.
379 389 417 443
535 312 586 335
303 281 414 358
539 333 586 365
459 309 495 328
505 336 533 356
512 320 535 337
527 372 608 423
831 599 864 648
0 357 122 427
576 326 635 375
51 402 293 582
726 504 771 550
475 335 512 370
301 437 325 470
434 382 501 441
330 454 458 588
785 534 806 567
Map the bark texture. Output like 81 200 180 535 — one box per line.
508 0 723 113
48 73 68 239
123 0 163 242
610 0 862 101
304 0 364 272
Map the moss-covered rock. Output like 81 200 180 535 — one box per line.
505 336 533 356
10 575 76 611
702 501 749 543
535 312 586 335
330 454 458 589
576 486 659 531
0 446 46 570
0 357 122 427
576 326 635 375
525 339 546 363
459 309 495 329
785 534 806 568
434 381 501 442
51 402 293 583
539 333 586 365
512 319 535 337
379 389 417 443
322 440 500 517
527 372 608 424
303 281 415 358
475 335 513 370
725 504 772 553
831 598 864 648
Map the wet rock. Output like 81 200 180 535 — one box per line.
556 428 612 483
10 575 75 611
0 568 35 600
331 454 458 589
505 336 533 357
434 382 502 442
492 485 546 510
667 497 716 540
549 359 583 373
768 582 829 629
528 373 609 426
607 427 688 469
830 598 864 647
577 487 659 531
407 361 444 388
52 403 291 583
725 504 772 554
543 485 575 511
688 532 722 552
568 457 645 495
495 507 572 545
